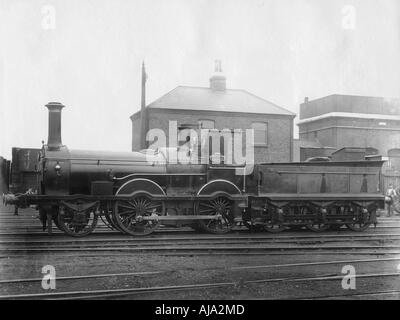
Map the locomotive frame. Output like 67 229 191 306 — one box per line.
2 102 387 237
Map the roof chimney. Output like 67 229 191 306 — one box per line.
304 97 309 103
209 60 226 91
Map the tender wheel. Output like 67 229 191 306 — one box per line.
329 224 344 231
306 222 330 232
328 206 347 231
346 207 372 232
305 206 329 232
113 196 164 236
262 207 287 233
197 197 234 234
57 201 98 237
289 225 305 231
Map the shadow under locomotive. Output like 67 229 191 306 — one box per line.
2 102 387 237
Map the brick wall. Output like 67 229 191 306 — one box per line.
131 115 141 151
299 116 400 155
0 157 8 193
132 108 293 163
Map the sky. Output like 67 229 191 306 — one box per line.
0 0 399 159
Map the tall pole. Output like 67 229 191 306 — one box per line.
140 61 147 149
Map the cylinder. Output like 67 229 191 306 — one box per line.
45 102 65 150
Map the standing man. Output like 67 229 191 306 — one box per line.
386 184 398 217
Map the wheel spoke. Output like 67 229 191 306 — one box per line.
201 203 217 209
113 197 163 236
118 209 136 215
199 208 215 213
57 204 98 237
119 203 135 210
197 197 233 234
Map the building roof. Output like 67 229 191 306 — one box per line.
133 86 295 117
298 139 323 148
297 139 336 149
300 94 400 120
332 147 379 155
297 111 400 125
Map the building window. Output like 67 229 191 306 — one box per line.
251 122 268 146
198 119 215 129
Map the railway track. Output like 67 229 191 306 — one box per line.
1 269 399 300
300 290 400 300
0 228 399 244
2 230 400 241
1 221 400 234
1 211 400 239
1 247 400 256
2 256 400 285
0 226 398 257
1 240 400 255
1 236 400 249
1 210 399 300
2 224 400 256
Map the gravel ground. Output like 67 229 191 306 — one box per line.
1 250 400 299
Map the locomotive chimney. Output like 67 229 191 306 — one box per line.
45 102 65 150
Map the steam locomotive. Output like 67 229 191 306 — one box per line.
2 102 386 237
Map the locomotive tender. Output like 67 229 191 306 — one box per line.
2 102 386 237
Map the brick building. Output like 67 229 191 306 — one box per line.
131 67 295 163
297 94 400 157
0 156 10 193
